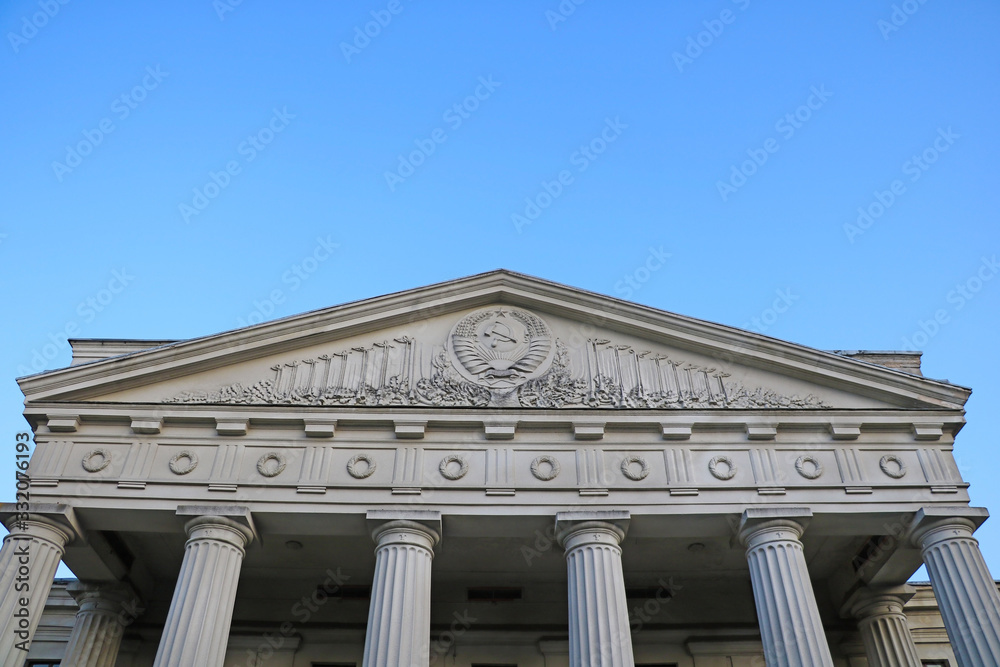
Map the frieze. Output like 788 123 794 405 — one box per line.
165 308 827 409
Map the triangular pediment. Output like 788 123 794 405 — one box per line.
18 271 969 411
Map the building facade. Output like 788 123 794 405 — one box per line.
3 270 1000 667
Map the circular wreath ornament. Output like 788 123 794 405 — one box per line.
530 455 561 481
795 455 823 480
438 455 469 481
879 454 907 479
81 448 112 473
347 454 376 479
620 455 649 481
168 450 199 475
256 452 287 478
708 455 737 481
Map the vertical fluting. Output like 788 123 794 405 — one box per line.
915 519 1000 666
362 520 439 667
62 582 141 667
0 518 71 667
740 520 834 667
852 593 921 667
152 516 252 667
559 522 635 667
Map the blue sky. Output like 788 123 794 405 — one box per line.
2 1 998 579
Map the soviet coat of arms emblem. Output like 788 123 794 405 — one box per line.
447 308 555 404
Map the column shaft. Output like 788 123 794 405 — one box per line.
63 582 141 667
559 520 634 667
851 593 921 667
740 517 834 667
0 518 71 667
152 516 252 667
915 519 1000 666
363 520 439 667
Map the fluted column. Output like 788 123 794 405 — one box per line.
362 517 440 667
556 511 634 667
910 508 1000 666
152 515 254 667
63 582 142 667
848 587 920 667
0 516 72 667
738 509 834 667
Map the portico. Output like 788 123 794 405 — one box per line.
3 270 996 666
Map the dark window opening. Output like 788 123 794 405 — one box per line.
625 586 674 601
467 587 523 602
317 584 372 599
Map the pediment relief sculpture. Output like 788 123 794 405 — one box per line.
166 308 826 409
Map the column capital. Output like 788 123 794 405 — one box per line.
845 585 922 667
907 506 988 549
0 503 82 546
176 505 256 546
554 510 629 550
366 510 441 547
843 585 915 620
182 515 254 550
737 507 811 549
66 581 143 616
